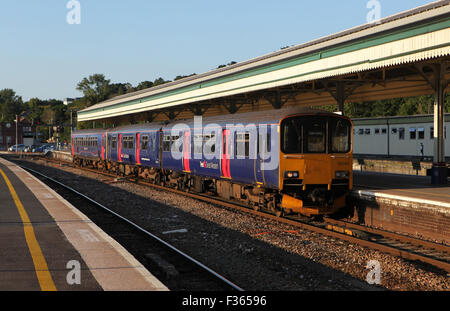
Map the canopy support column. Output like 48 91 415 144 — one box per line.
431 63 447 185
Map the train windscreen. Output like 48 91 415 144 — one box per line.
282 116 351 154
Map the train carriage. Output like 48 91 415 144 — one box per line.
72 107 353 216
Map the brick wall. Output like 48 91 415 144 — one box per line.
350 193 450 245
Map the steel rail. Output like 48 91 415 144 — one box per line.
21 164 245 292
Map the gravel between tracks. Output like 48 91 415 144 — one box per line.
12 157 450 291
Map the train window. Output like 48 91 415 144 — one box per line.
418 128 425 140
258 133 270 155
203 134 216 155
112 136 117 149
375 129 380 135
283 119 302 153
358 129 364 135
330 119 350 153
399 128 405 140
236 133 250 158
365 129 371 135
163 135 171 152
151 135 156 152
141 136 149 150
194 135 203 154
391 128 397 134
409 128 416 140
171 135 180 152
381 128 387 134
430 126 447 139
305 120 326 153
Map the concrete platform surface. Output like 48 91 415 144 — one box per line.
354 171 450 208
0 157 168 291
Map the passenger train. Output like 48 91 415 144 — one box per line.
72 107 353 216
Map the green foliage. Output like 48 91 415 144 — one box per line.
217 61 237 69
327 94 450 118
0 89 24 122
174 73 196 81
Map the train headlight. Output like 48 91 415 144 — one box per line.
284 171 299 179
335 171 350 179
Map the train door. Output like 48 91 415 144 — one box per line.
158 129 163 169
109 134 118 162
136 133 141 165
118 134 122 162
183 131 191 172
221 129 231 179
101 134 105 161
254 130 268 185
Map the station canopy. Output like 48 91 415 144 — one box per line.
78 1 450 124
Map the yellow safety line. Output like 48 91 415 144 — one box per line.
0 168 57 291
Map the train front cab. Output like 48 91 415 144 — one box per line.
279 114 353 216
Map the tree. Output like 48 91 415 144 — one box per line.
174 73 196 81
135 81 154 91
0 89 24 122
76 74 111 107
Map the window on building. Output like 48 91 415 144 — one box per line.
399 128 405 140
418 128 425 140
410 128 416 140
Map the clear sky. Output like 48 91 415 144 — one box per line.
0 0 436 101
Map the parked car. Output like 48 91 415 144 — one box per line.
36 144 55 153
24 145 39 153
8 144 26 152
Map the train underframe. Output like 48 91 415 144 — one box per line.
74 157 349 217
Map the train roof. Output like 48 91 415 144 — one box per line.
166 107 349 127
73 107 350 135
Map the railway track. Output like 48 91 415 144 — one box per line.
19 155 450 274
20 163 244 292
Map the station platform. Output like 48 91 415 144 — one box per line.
352 171 450 244
0 157 168 291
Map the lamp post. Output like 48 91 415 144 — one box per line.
15 115 18 155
